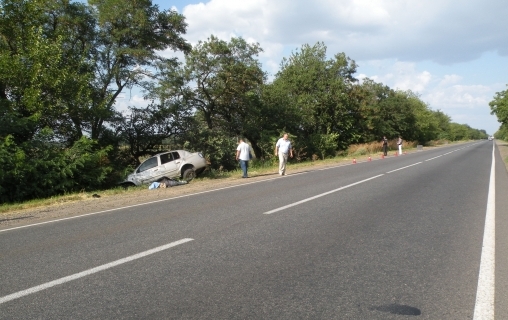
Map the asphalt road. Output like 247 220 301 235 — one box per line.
1 141 507 319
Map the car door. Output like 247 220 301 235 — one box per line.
135 156 160 184
160 152 180 178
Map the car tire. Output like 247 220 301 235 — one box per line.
182 168 196 181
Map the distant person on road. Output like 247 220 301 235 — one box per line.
275 133 293 176
236 137 251 178
382 136 388 156
397 136 403 155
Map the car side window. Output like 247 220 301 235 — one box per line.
137 157 158 173
172 151 180 160
160 153 173 164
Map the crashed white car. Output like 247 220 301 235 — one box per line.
122 150 207 186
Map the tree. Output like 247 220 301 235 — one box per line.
84 0 191 140
270 42 359 156
490 85 508 126
183 35 265 130
0 0 192 144
117 101 193 165
0 0 92 144
432 110 452 140
405 92 440 144
352 79 399 142
494 124 508 141
171 35 267 164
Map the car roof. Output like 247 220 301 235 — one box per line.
155 150 191 156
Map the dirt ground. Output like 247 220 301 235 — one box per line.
2 141 507 229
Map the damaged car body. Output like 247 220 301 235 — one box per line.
121 150 207 187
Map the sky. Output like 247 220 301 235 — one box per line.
119 0 508 135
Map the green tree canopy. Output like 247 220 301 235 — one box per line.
269 42 359 155
490 85 508 126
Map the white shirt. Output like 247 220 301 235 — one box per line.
236 141 250 161
276 138 292 154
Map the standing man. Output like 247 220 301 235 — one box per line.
382 136 388 156
236 137 250 178
397 136 403 155
275 133 293 176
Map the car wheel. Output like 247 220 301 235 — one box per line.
182 168 196 181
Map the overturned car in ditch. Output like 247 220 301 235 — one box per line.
121 150 207 187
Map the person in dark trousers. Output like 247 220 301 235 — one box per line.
382 136 388 156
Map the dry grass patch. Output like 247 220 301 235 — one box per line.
346 140 420 157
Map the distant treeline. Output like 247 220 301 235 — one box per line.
0 0 488 203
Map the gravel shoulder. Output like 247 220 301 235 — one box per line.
2 141 503 230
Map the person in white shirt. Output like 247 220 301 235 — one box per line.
275 133 293 176
236 138 251 178
397 136 403 155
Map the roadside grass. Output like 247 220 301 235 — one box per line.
0 139 464 214
0 185 146 215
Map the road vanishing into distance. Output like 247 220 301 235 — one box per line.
1 141 508 319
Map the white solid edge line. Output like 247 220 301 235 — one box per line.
473 142 496 319
0 238 194 305
425 155 442 162
386 162 422 173
263 174 384 214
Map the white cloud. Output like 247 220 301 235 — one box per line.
114 94 150 113
424 84 492 109
421 82 500 131
180 0 508 64
366 62 432 92
439 75 462 87
183 0 268 44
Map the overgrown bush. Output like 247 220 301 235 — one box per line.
0 134 113 203
180 126 238 171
